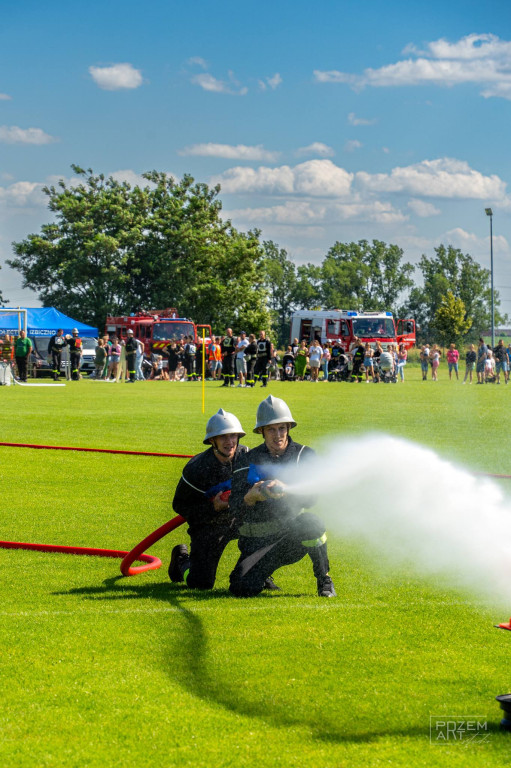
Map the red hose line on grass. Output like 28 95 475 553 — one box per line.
2 443 511 478
120 515 185 575
0 441 193 459
0 515 186 577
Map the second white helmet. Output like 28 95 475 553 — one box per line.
254 395 297 433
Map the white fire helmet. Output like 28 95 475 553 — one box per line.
203 409 246 444
72 328 79 335
254 395 297 434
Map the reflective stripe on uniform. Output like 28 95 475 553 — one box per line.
301 532 327 548
181 474 206 495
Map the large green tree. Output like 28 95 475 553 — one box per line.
9 166 270 334
401 244 506 342
9 166 148 331
319 240 414 313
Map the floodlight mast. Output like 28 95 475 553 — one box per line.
485 208 494 349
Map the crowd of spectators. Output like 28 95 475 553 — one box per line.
4 327 511 386
418 337 511 385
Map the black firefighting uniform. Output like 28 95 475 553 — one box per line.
47 334 67 380
245 341 257 387
125 336 138 382
68 336 82 380
351 344 365 382
184 342 197 380
195 343 203 379
254 338 272 386
220 335 236 385
171 444 249 588
229 438 330 597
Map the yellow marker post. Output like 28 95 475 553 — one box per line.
202 328 206 414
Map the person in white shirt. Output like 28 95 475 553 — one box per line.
308 339 322 382
235 331 249 387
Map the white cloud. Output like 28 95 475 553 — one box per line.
314 34 511 100
180 143 280 162
212 159 353 198
0 93 11 101
0 125 57 144
89 63 143 91
344 140 362 152
0 181 44 207
258 73 283 91
187 56 208 69
406 33 511 61
191 72 247 96
407 198 441 217
348 112 375 126
296 142 335 158
222 198 407 227
356 158 507 200
444 227 509 255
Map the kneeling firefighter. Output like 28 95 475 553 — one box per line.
229 395 336 598
168 409 280 590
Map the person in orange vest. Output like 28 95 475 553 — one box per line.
208 336 222 380
67 328 82 380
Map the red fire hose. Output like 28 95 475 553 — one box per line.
0 515 186 577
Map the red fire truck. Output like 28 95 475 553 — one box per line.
290 309 416 350
105 309 211 353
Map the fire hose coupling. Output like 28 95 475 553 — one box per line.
205 479 232 503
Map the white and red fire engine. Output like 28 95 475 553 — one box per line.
290 309 415 350
105 309 211 354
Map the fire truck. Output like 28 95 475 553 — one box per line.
105 309 212 353
290 309 416 350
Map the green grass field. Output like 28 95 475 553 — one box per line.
2 368 511 767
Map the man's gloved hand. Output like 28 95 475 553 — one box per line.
244 479 286 506
212 491 230 513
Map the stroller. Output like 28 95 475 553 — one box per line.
282 357 296 381
377 362 398 384
328 354 351 382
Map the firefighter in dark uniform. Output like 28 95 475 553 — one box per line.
245 333 257 387
253 330 272 387
195 337 203 380
229 395 336 598
184 335 197 381
67 328 82 381
168 410 250 589
125 329 138 382
47 329 67 381
350 338 365 383
220 328 236 387
169 409 280 590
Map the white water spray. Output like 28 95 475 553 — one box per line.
281 434 511 604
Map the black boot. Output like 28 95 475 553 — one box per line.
317 574 337 597
168 544 189 583
263 576 281 591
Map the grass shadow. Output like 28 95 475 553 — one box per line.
54 578 441 745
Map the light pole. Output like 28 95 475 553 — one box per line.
485 207 494 349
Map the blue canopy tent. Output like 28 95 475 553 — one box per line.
0 307 98 337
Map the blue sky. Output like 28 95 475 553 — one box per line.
2 0 511 318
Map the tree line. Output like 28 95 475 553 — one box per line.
4 165 504 346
